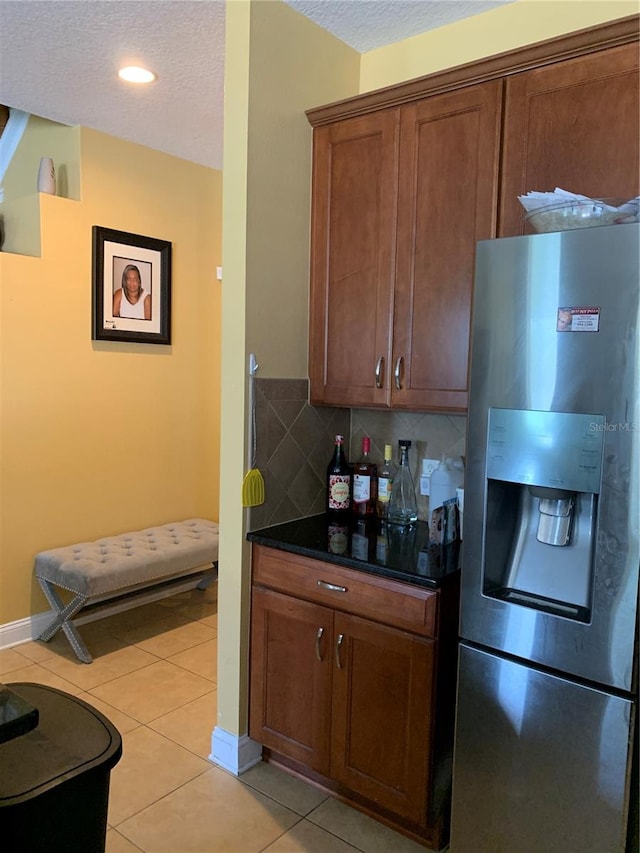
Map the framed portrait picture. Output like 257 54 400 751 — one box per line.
92 226 172 345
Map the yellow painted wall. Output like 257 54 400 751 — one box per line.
1 116 82 257
217 0 358 736
3 114 82 202
360 0 639 91
244 0 360 379
0 127 222 625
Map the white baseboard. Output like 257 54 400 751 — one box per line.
0 610 53 650
210 726 262 775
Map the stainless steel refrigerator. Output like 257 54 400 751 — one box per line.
450 223 639 853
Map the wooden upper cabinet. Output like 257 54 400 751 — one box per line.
309 109 399 408
499 42 640 236
307 16 639 412
393 82 502 411
309 83 501 412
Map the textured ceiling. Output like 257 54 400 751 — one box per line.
0 0 512 171
285 0 510 52
0 1 226 169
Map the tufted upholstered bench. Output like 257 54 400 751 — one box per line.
34 518 219 663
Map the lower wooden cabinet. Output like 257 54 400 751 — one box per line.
331 610 435 825
249 545 459 848
250 587 333 774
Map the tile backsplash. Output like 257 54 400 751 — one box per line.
247 378 466 529
247 379 350 531
351 408 466 522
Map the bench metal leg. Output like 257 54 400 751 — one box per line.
37 579 93 663
196 562 218 589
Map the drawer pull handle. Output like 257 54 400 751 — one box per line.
315 626 325 662
335 633 345 669
317 580 347 593
394 356 404 390
375 356 384 389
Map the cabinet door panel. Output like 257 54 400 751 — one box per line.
249 587 333 774
331 612 435 825
309 110 399 407
500 42 640 236
393 81 502 412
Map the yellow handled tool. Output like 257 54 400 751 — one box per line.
242 353 265 507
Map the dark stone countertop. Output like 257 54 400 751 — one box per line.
247 513 460 590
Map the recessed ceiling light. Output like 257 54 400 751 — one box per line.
118 66 157 84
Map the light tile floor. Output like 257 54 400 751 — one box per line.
1 584 436 853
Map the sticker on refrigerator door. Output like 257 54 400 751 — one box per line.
557 307 600 332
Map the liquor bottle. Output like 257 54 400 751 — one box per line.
352 436 377 516
326 434 351 514
388 439 418 525
376 443 396 519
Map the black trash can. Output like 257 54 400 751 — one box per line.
0 682 122 853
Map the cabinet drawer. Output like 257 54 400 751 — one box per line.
252 545 438 638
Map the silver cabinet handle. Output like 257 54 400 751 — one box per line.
335 633 345 669
317 580 347 593
375 356 384 389
394 356 404 390
315 626 325 662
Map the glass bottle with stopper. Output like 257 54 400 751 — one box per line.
388 439 418 525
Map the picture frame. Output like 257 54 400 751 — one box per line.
92 226 172 345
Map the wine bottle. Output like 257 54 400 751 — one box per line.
326 434 351 514
376 443 396 519
352 436 377 516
